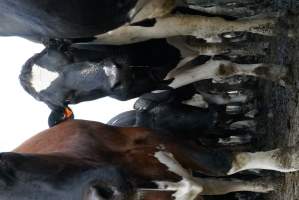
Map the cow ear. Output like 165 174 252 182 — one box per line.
85 182 115 200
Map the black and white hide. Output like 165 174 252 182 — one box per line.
107 84 256 145
19 39 181 126
0 0 175 42
107 86 217 138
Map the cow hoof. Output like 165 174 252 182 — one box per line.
229 120 256 131
278 145 299 171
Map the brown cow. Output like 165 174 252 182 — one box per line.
1 120 298 200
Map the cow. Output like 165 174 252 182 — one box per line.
19 34 286 127
19 39 181 127
3 0 284 43
1 119 298 200
0 0 175 43
107 85 255 146
107 86 217 138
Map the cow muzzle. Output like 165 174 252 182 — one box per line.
83 166 135 200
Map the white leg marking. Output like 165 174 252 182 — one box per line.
166 60 263 89
166 59 286 89
197 177 276 195
154 151 203 200
30 64 59 92
228 146 299 175
91 15 275 45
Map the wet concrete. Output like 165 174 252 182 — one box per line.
251 8 299 200
195 1 299 199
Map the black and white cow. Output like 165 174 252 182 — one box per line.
0 0 175 42
1 0 290 44
13 0 288 127
19 39 181 126
107 83 256 146
20 35 287 127
108 86 217 137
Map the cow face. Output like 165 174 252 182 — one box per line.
20 46 122 111
0 152 134 200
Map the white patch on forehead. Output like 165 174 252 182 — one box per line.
154 151 203 200
30 64 59 92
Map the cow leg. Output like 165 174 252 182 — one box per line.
182 91 253 120
152 151 278 199
182 91 251 107
217 134 252 146
163 144 299 177
167 36 269 57
153 151 204 200
166 59 287 88
92 15 276 45
199 91 249 105
228 145 299 175
198 177 278 195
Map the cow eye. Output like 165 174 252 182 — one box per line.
86 184 115 200
94 185 114 199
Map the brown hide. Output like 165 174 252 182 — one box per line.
14 120 229 199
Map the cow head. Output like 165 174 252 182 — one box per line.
19 46 122 111
0 152 134 200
